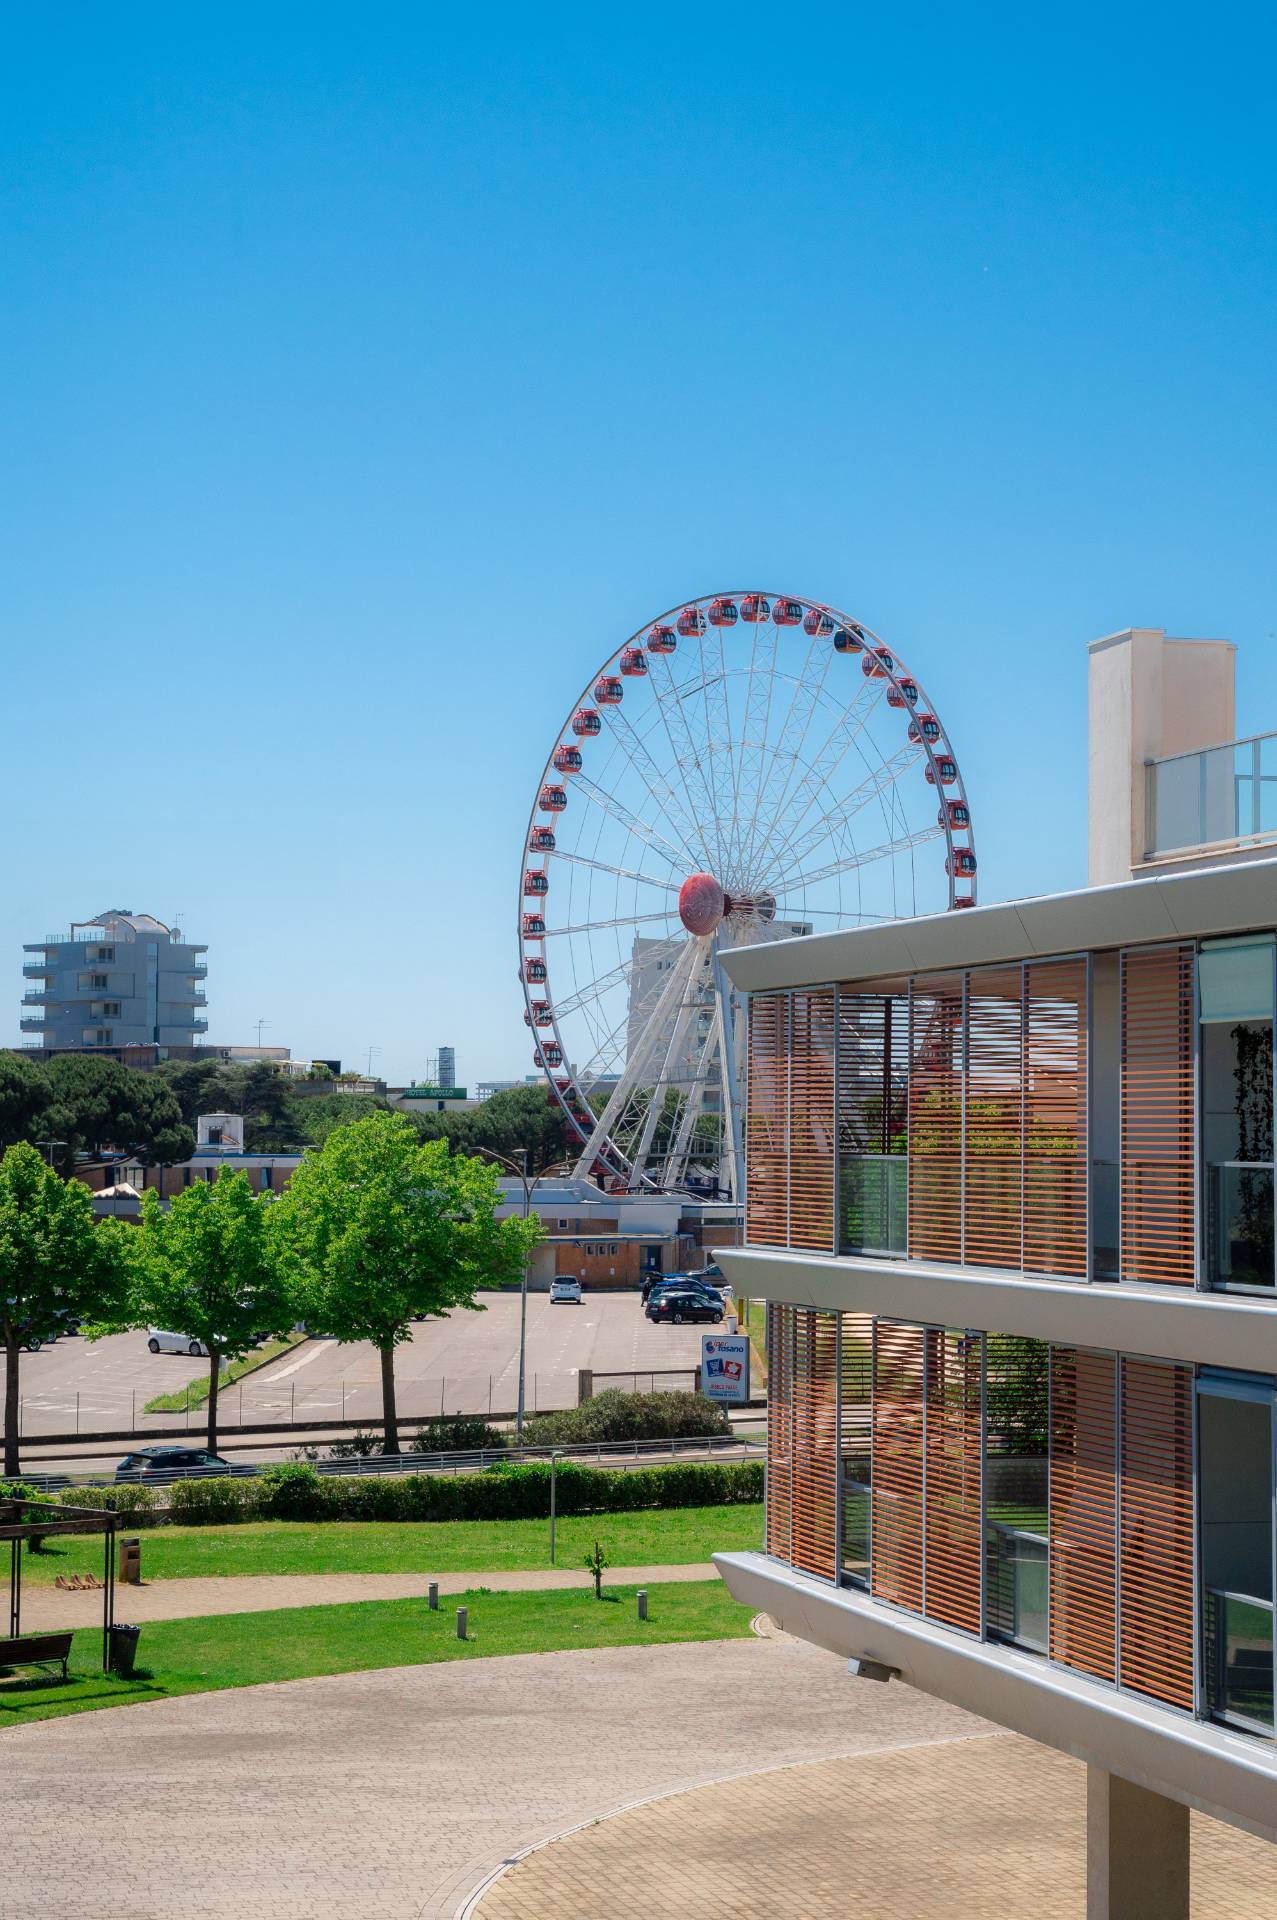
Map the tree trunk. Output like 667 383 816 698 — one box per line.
207 1348 221 1457
379 1342 400 1455
3 1327 20 1480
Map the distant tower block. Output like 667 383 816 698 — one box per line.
437 1046 456 1089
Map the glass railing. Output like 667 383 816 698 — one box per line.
1148 730 1277 856
986 1520 1048 1653
1090 1158 1119 1280
1207 1162 1275 1291
839 1154 907 1256
1204 1588 1274 1734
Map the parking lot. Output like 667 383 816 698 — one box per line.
15 1289 718 1449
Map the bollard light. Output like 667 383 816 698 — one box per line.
456 1605 468 1641
637 1589 648 1621
428 1581 439 1610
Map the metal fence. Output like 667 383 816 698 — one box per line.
19 1431 765 1493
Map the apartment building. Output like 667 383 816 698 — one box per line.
21 909 207 1049
713 631 1277 1915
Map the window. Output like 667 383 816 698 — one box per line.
1200 936 1275 1292
96 946 114 962
1198 1372 1275 1735
182 1168 192 1186
260 1167 273 1190
92 973 108 990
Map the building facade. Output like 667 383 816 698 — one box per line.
22 910 208 1050
713 856 1277 1904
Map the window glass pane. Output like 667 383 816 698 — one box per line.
1199 1388 1274 1732
1199 937 1275 1023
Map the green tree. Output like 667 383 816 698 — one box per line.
0 1054 52 1150
153 1057 231 1129
0 1143 131 1475
273 1112 541 1453
44 1054 194 1171
99 1168 293 1455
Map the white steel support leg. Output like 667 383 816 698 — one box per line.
712 941 745 1205
664 1016 718 1189
571 938 699 1182
627 939 709 1178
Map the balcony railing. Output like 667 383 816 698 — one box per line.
21 960 52 977
1207 1162 1275 1291
1147 729 1277 856
986 1520 1048 1654
19 1016 46 1031
1204 1587 1274 1734
839 1154 907 1256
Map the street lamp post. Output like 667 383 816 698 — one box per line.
472 1145 534 1440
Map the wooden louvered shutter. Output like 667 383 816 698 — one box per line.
837 989 909 1255
790 989 836 1252
871 1319 926 1610
1118 1358 1195 1710
908 975 964 1261
1025 959 1089 1278
924 1328 984 1633
746 993 789 1247
765 1302 794 1560
791 1309 839 1577
839 1312 874 1585
1121 946 1196 1285
964 968 1023 1269
1049 1346 1117 1683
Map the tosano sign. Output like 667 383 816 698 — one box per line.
701 1333 750 1404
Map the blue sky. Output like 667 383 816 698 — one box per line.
3 5 1275 1083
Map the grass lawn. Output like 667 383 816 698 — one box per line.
0 1580 751 1726
142 1332 305 1414
19 1502 764 1585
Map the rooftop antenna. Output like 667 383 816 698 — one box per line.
255 1018 270 1047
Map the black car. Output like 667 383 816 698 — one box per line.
115 1446 252 1483
642 1271 724 1306
646 1288 724 1325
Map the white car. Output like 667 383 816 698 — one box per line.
549 1279 583 1304
147 1329 211 1357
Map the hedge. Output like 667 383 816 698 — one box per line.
48 1458 764 1528
519 1390 730 1448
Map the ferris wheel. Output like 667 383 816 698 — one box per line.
518 591 976 1201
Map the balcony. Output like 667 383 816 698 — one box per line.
19 1015 47 1032
1147 728 1277 857
21 991 50 1006
21 960 52 977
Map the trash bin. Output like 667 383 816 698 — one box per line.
108 1624 141 1676
118 1537 141 1584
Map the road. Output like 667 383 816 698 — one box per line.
14 1292 717 1455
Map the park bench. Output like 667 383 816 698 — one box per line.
0 1631 74 1682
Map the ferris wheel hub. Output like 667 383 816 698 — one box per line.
678 871 725 936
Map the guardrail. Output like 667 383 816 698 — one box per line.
18 1432 765 1493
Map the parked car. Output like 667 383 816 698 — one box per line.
646 1287 725 1325
645 1276 724 1310
114 1446 250 1482
147 1329 211 1356
549 1278 583 1304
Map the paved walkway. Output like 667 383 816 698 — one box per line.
476 1728 1277 1919
0 1634 985 1920
19 1564 719 1628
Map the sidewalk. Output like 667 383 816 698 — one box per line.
18 1562 720 1628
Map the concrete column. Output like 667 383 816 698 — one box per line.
1086 1765 1189 1918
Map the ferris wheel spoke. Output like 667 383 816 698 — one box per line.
762 742 923 888
544 909 676 938
750 677 893 881
777 823 945 896
644 655 724 872
735 620 779 881
743 633 833 881
572 938 703 1183
604 704 708 869
571 773 695 872
659 1015 718 1189
550 932 684 1022
550 849 681 893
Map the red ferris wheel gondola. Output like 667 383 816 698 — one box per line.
593 676 623 705
708 597 738 626
539 784 567 813
646 625 676 654
521 958 547 985
887 679 919 708
773 598 804 626
572 707 602 736
523 868 549 895
740 594 770 622
677 607 707 636
522 913 546 938
909 713 942 745
863 646 896 678
539 1041 563 1068
925 756 959 786
619 647 648 676
803 609 835 637
834 625 864 652
529 826 556 853
553 744 582 774
947 848 977 878
939 799 971 829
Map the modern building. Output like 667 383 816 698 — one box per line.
713 631 1277 1915
21 910 207 1050
494 1175 730 1289
84 1109 303 1215
437 1045 456 1089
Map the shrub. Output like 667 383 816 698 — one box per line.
167 1475 258 1524
59 1483 164 1523
520 1390 731 1449
412 1416 507 1453
256 1463 336 1522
